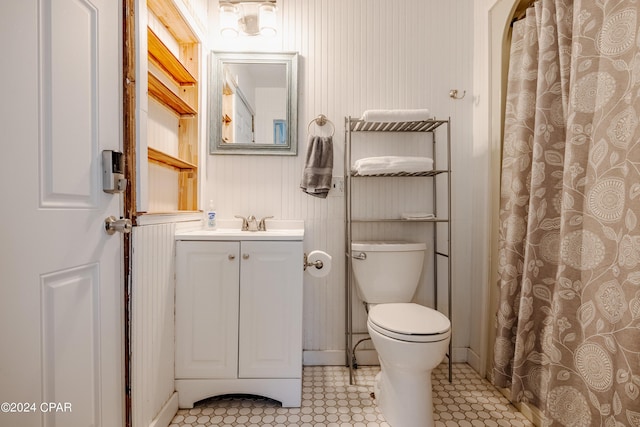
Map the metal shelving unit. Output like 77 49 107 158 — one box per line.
344 116 452 384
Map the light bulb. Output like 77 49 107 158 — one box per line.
259 3 277 37
219 3 239 38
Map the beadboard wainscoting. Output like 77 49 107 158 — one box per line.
132 223 178 427
205 0 475 364
132 220 201 427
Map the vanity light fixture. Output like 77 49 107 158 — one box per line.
219 0 278 38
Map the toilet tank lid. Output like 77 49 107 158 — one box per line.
369 303 450 335
352 241 427 252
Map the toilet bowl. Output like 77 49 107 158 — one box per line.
351 241 451 427
367 303 450 427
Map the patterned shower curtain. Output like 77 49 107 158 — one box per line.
493 0 640 425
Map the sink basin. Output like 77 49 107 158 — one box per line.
175 220 304 241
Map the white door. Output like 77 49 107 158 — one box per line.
175 241 240 379
0 1 124 426
239 241 303 379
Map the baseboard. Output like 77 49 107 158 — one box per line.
148 392 179 427
466 348 482 373
451 347 468 363
304 348 470 366
303 350 346 366
497 386 544 426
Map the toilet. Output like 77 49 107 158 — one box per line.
351 241 451 427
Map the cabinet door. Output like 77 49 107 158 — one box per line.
239 241 303 378
176 241 240 378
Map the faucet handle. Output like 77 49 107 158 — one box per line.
258 216 274 231
234 215 249 231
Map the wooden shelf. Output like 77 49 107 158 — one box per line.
147 27 196 85
144 0 199 212
148 146 197 170
148 72 196 116
147 0 197 43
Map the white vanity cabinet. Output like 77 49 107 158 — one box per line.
174 226 303 408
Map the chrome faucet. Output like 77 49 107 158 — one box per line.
234 215 274 231
246 215 258 231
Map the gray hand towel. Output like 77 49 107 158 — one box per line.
300 135 333 198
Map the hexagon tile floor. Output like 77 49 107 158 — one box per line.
169 363 534 427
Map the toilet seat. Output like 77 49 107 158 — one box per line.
368 303 450 343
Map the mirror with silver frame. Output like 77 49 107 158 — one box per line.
209 51 298 155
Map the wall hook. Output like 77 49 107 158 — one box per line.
449 89 466 100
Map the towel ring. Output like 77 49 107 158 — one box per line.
307 114 335 137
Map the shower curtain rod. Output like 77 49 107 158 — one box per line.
510 0 538 26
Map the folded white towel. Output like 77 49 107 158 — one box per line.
361 109 431 122
352 156 433 175
354 157 431 168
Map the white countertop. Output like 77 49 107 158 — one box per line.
175 219 304 241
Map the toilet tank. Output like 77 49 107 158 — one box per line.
351 241 426 304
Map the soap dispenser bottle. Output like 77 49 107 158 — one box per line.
205 200 217 230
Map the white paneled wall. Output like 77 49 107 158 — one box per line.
205 0 474 362
131 223 177 427
181 0 208 36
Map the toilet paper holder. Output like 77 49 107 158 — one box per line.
303 253 323 271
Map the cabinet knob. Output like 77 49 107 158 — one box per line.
228 254 236 260
242 253 250 260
